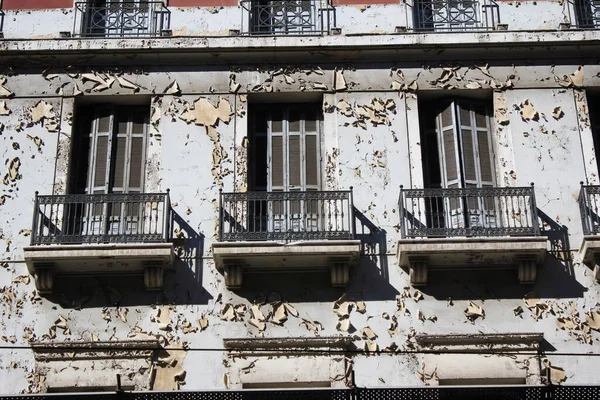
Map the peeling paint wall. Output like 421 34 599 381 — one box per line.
1 58 600 394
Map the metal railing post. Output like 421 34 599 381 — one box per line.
163 189 171 241
349 186 355 239
529 183 541 236
30 191 40 246
399 185 405 239
219 189 224 242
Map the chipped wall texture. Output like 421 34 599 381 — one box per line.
1 24 600 394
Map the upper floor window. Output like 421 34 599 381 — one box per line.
241 0 332 35
574 0 600 28
76 0 171 37
414 0 500 32
420 99 494 190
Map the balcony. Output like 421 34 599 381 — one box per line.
413 0 501 32
74 1 171 38
212 190 361 288
240 0 334 35
397 185 547 286
23 192 174 293
578 184 600 281
571 0 600 29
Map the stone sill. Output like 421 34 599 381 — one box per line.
397 236 547 286
23 243 174 293
212 240 361 288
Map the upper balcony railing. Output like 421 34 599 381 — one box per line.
570 0 600 28
74 1 170 38
579 184 600 235
219 190 354 242
399 185 540 238
412 0 500 32
240 0 334 35
30 192 172 245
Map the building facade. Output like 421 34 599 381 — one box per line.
0 0 600 394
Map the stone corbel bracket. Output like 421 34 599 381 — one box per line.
580 235 600 282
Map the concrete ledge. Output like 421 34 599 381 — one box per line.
397 237 547 286
23 243 175 293
580 235 600 282
2 30 600 65
212 240 361 288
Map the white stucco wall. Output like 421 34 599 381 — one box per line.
0 57 600 393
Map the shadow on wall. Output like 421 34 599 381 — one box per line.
51 211 211 308
419 210 586 301
232 208 399 303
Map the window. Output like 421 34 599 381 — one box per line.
247 103 322 233
419 99 495 230
414 0 500 32
244 0 324 35
68 105 149 238
79 0 170 37
589 94 600 166
574 0 600 28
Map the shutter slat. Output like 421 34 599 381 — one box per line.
289 135 301 187
443 128 458 183
129 136 144 189
461 128 477 181
478 130 493 183
93 136 109 188
305 135 318 186
113 136 127 188
271 136 284 187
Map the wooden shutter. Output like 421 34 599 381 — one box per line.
436 100 494 189
87 106 114 196
436 101 461 190
266 105 321 192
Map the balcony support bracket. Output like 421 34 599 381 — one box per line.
408 256 429 286
516 255 537 284
143 262 165 291
33 263 55 294
330 257 351 287
224 261 244 289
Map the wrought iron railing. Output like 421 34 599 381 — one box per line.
74 1 170 38
30 192 172 245
240 0 334 35
412 0 500 32
399 185 540 238
570 0 600 28
219 190 354 242
579 184 600 235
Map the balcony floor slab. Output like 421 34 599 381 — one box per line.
23 243 175 292
397 237 547 285
212 240 361 288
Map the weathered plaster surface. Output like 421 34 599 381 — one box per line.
1 58 600 394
